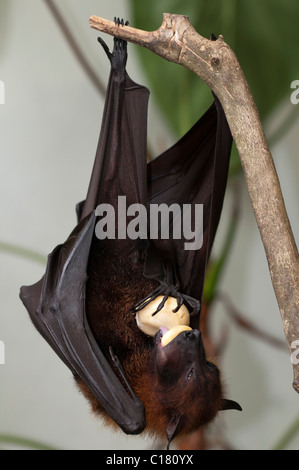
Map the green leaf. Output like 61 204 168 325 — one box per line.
0 241 46 265
204 212 238 305
0 434 56 450
130 0 299 139
271 415 299 450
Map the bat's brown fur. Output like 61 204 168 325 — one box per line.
75 238 223 443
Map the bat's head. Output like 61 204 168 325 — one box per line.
148 327 241 446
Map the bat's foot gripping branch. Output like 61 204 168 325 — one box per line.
97 18 129 72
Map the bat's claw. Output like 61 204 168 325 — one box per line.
109 347 145 411
180 294 201 317
97 17 129 70
114 17 130 27
97 37 112 61
112 18 129 59
132 284 201 318
132 285 162 312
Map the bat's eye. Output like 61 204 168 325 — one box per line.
187 368 195 380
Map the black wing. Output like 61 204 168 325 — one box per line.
80 37 149 222
20 34 149 435
20 212 145 434
145 96 232 309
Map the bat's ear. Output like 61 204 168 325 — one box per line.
166 414 182 450
221 399 242 411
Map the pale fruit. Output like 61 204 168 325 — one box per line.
161 325 192 347
135 295 190 337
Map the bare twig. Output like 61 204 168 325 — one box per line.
0 241 46 265
44 0 106 96
89 14 299 392
218 292 287 351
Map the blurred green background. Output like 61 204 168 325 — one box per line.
131 0 299 136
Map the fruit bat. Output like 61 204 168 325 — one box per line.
20 24 241 449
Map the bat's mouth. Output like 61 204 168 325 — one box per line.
157 325 193 348
157 326 168 348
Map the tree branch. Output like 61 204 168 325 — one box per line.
44 0 106 96
89 14 299 392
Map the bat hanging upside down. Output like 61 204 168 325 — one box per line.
20 22 241 448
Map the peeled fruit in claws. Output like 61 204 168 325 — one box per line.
135 295 190 337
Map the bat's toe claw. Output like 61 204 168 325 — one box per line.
186 299 201 317
133 283 201 319
98 17 129 70
132 285 161 313
114 17 128 27
97 37 112 61
172 293 184 313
